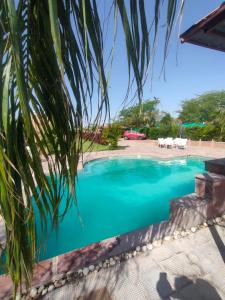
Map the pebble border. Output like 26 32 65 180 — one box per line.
15 214 225 299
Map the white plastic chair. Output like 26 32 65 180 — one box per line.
158 138 165 147
165 137 173 148
177 138 187 149
173 138 181 148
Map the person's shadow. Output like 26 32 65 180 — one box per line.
156 272 222 300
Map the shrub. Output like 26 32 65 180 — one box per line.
144 125 180 140
82 131 108 145
183 127 203 140
170 124 180 138
139 127 150 137
102 124 121 148
202 124 219 141
148 127 161 139
183 124 219 141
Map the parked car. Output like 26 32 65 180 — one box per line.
123 130 146 140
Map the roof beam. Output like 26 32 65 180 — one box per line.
180 3 225 43
204 11 225 32
208 28 225 39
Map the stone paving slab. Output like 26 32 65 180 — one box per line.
41 139 225 173
42 224 225 300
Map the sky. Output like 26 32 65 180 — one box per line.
101 0 225 119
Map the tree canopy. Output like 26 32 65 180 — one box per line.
119 98 160 128
178 91 225 123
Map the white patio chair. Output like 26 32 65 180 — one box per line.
173 138 181 148
177 138 187 149
165 137 173 148
158 138 165 147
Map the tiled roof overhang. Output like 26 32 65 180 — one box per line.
180 2 225 52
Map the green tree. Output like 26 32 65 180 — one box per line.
178 91 225 123
119 98 160 128
213 108 225 141
160 112 173 127
0 0 184 295
157 113 179 138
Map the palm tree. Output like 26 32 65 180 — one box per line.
0 0 185 296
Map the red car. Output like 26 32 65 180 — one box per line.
123 130 146 140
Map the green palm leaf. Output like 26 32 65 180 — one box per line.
0 0 185 297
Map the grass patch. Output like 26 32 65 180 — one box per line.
82 140 117 152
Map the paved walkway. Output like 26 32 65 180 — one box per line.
43 224 225 300
78 139 225 170
41 139 225 173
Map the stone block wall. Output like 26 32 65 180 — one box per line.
169 194 210 229
149 139 225 149
169 168 225 231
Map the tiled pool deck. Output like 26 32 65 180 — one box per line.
78 139 225 170
41 139 225 173
43 225 225 300
43 223 225 300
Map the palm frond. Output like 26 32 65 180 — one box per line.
0 0 185 296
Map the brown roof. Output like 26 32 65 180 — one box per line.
180 2 225 52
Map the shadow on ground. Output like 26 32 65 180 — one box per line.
209 225 225 263
157 272 222 300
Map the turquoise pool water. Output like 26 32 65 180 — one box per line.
37 156 206 261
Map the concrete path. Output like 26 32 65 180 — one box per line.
41 139 225 173
78 139 225 170
42 224 225 300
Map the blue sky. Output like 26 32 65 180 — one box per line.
102 0 225 119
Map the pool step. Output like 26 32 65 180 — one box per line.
169 172 225 230
205 158 225 176
169 193 212 230
195 172 225 203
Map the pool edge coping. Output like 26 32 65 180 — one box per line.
80 153 215 171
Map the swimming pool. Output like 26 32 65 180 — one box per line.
37 156 206 261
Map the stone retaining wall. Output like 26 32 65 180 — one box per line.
188 140 225 148
148 139 225 148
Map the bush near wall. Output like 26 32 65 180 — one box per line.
183 124 220 141
82 131 108 145
140 125 179 140
139 124 222 141
102 124 122 148
159 124 179 138
148 127 161 139
139 127 151 137
84 124 223 144
182 127 203 141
